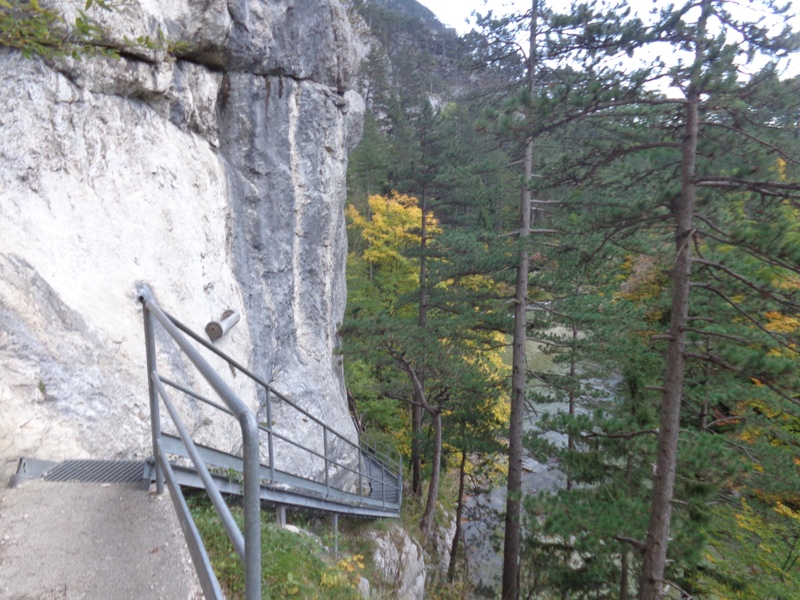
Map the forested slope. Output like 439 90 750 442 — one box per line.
343 1 800 599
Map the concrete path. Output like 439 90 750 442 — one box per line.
0 479 203 599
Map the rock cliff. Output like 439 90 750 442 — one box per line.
0 0 364 478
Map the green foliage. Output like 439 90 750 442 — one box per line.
345 359 409 456
346 1 800 596
458 0 800 596
344 191 511 441
692 498 800 599
188 495 362 600
0 0 113 58
0 0 190 59
343 183 510 555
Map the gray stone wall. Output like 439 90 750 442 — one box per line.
0 0 364 478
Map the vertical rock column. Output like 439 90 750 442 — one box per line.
218 72 364 476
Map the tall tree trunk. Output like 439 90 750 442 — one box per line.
640 6 705 597
448 449 469 582
411 401 423 497
622 452 633 600
567 323 577 491
502 3 537 598
412 188 429 498
420 408 442 541
400 359 442 543
621 549 630 600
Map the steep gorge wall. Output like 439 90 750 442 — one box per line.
0 0 364 477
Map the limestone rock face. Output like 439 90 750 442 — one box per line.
368 525 426 600
425 511 457 585
0 0 364 479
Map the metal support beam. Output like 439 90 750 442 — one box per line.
333 513 339 559
143 308 163 495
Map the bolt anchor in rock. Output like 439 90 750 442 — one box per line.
205 309 240 342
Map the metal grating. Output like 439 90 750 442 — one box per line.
43 460 145 483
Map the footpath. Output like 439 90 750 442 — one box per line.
0 477 203 599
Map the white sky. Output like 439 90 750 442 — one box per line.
417 0 800 36
416 0 530 33
416 0 800 78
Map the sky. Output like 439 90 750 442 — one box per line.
416 0 800 37
416 0 529 33
416 0 800 78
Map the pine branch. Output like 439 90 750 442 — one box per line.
683 327 753 345
685 351 800 410
699 120 800 167
755 378 800 410
692 213 731 240
725 440 761 466
691 283 798 353
684 351 739 374
693 258 780 301
693 224 800 280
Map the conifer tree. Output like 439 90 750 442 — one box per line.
503 1 800 597
343 191 510 544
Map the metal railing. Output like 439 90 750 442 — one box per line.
140 292 402 600
158 306 403 512
143 291 262 600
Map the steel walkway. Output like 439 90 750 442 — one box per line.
149 434 402 519
139 291 402 600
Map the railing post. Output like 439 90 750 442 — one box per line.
323 427 330 498
398 451 403 507
240 412 262 600
266 387 275 482
381 456 386 508
358 448 364 504
277 505 286 527
333 513 339 559
143 306 164 495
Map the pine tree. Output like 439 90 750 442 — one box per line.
343 192 510 544
464 0 800 597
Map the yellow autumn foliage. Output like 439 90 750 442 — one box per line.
346 192 440 269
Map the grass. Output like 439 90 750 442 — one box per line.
187 494 363 600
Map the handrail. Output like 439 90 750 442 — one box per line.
141 293 402 600
157 377 402 499
141 291 262 600
164 310 403 499
153 373 246 559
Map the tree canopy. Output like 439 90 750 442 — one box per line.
344 0 800 598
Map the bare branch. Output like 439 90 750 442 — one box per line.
526 337 573 348
582 429 659 440
614 535 646 551
695 177 800 198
